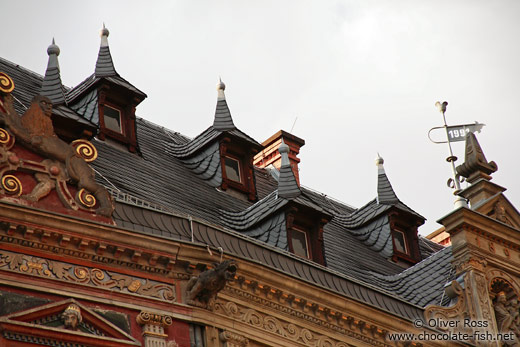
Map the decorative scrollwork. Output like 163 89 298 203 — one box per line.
76 188 96 208
71 139 98 162
0 128 12 146
1 174 21 196
0 72 14 93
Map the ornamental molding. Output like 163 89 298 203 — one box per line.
220 330 249 346
214 300 367 347
221 282 388 346
0 220 177 275
0 249 175 302
136 311 173 327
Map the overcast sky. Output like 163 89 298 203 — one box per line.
3 1 519 235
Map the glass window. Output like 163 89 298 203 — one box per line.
224 156 241 183
291 228 309 258
103 105 122 133
393 230 408 254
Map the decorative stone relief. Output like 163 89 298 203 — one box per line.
61 303 83 330
137 311 173 347
424 280 467 330
214 300 368 347
0 76 114 217
489 278 520 345
220 330 249 347
0 250 175 302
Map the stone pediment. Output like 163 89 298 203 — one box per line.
475 193 520 230
0 298 140 346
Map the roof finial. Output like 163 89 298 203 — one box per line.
213 77 235 130
40 38 66 105
375 155 399 205
95 24 117 77
100 23 110 47
277 139 301 199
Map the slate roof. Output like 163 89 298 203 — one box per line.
365 246 454 307
0 57 452 322
0 57 95 128
40 41 66 105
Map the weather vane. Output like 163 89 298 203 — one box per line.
428 101 485 209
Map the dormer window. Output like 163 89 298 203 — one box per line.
224 156 242 183
392 229 408 255
103 105 122 133
290 227 310 259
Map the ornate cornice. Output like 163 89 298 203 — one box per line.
223 279 389 346
0 220 177 275
219 330 249 346
0 249 175 302
136 311 173 327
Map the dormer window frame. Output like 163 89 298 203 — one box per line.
389 214 421 264
224 154 243 184
219 137 257 201
102 103 124 135
288 226 312 260
286 207 328 265
97 86 139 153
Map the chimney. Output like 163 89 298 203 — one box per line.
253 130 305 185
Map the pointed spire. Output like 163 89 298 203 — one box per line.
95 24 117 77
40 38 66 105
375 154 399 204
277 140 301 199
456 132 497 184
213 78 235 131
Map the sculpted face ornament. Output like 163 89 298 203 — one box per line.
61 304 82 330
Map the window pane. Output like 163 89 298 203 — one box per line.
291 229 309 258
103 105 122 133
393 230 408 254
224 157 241 182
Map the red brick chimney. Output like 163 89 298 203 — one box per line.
253 130 305 185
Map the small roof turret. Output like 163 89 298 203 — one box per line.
213 78 235 131
376 154 398 204
277 140 301 199
40 38 66 105
95 24 117 77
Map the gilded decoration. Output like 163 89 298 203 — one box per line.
214 300 364 347
0 75 113 217
0 250 175 302
137 311 173 327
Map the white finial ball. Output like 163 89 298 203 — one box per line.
279 141 290 154
101 26 110 37
217 80 226 91
47 42 60 56
375 154 384 166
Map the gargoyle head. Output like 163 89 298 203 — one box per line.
215 259 238 281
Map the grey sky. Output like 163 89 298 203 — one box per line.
3 0 519 235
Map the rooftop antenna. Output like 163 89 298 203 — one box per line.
429 101 485 209
290 116 298 133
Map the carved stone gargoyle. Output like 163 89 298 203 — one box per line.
0 72 114 217
185 259 238 309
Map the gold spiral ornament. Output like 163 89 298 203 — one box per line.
2 175 21 196
71 139 98 162
0 128 11 145
77 188 96 208
0 72 14 94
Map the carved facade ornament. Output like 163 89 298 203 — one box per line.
214 300 362 347
456 132 497 183
0 250 175 302
220 330 249 347
137 311 173 347
492 201 511 225
61 303 83 330
453 254 487 275
424 280 467 329
489 278 520 345
0 74 114 217
185 259 237 308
